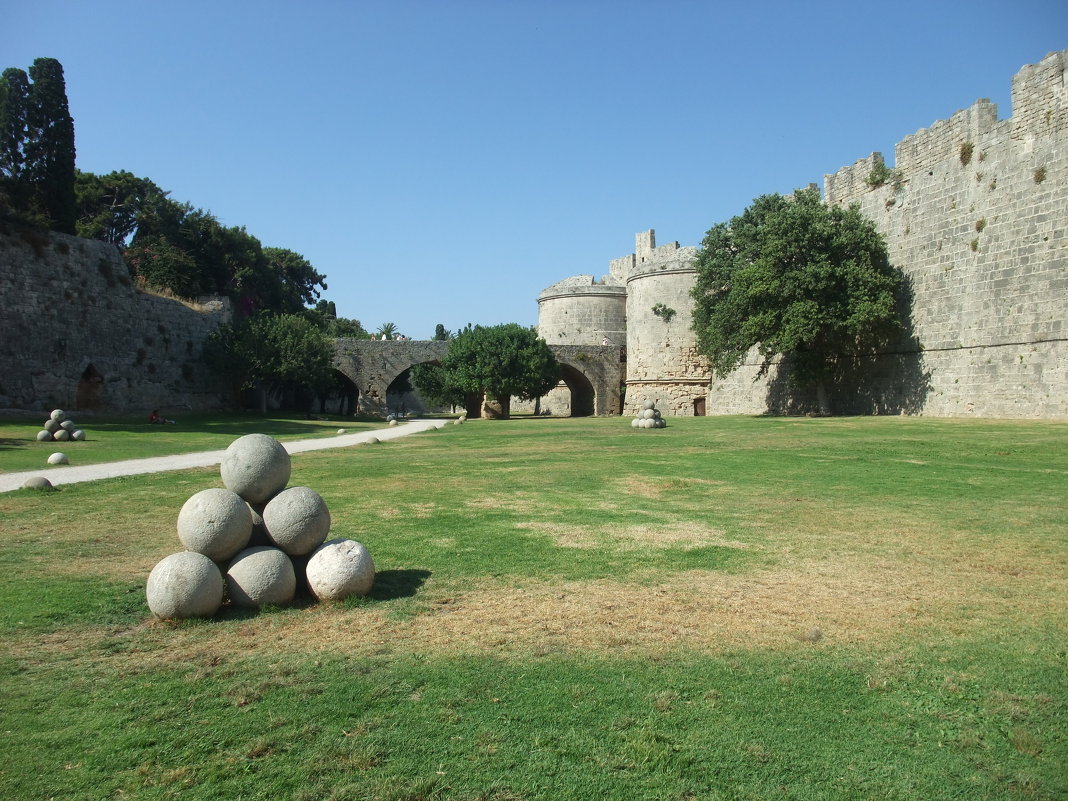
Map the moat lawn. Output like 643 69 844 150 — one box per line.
1 416 1065 800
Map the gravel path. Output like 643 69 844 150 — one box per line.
0 419 448 493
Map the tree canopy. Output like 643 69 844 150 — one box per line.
439 324 559 417
691 188 903 397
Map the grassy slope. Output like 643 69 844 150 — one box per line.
0 416 1065 800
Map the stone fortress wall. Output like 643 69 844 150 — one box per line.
539 49 1067 418
0 226 230 414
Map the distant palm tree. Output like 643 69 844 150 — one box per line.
377 322 398 341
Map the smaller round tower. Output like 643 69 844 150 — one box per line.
537 275 626 346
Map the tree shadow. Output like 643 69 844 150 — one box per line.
764 270 932 415
368 568 432 601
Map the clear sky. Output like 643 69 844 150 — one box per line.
5 1 1064 338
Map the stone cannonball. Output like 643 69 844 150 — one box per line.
641 400 656 411
146 551 224 619
60 419 76 432
53 429 70 441
47 452 69 465
226 546 296 608
306 539 376 601
44 419 61 434
72 430 86 441
389 419 398 427
177 488 253 562
655 418 667 428
36 430 53 441
365 437 380 445
220 434 291 504
337 428 346 435
630 418 641 428
21 476 54 491
50 409 66 422
262 486 331 556
642 408 656 420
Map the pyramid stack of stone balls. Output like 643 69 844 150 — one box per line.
36 409 86 442
146 433 375 620
631 400 668 429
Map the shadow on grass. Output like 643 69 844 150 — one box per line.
369 569 432 600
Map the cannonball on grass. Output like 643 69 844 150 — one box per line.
36 430 53 441
337 428 346 435
262 486 331 556
389 419 398 427
177 488 253 562
226 546 295 608
146 551 224 619
72 430 86 441
365 437 380 445
630 418 641 428
306 539 375 601
60 419 76 432
641 400 656 411
44 419 60 434
220 433 291 505
50 409 66 422
47 452 68 465
53 429 70 441
21 476 54 491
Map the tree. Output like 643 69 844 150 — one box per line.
204 312 333 412
377 322 398 340
433 323 450 341
263 247 327 313
75 169 166 244
0 67 30 219
411 362 466 410
439 323 559 418
25 58 76 233
691 187 903 411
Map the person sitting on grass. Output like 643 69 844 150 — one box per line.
149 409 175 425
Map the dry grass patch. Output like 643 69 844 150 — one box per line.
515 520 750 550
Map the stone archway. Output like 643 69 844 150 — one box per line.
76 363 104 410
560 363 596 417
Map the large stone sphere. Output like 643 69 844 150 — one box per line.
60 419 76 432
44 419 61 433
36 430 53 441
72 430 86 441
146 551 224 619
47 452 68 465
642 408 656 420
263 486 331 556
50 409 66 422
641 400 656 411
21 476 54 491
177 488 253 562
53 429 70 441
220 434 291 504
226 546 295 608
306 539 376 600
630 418 641 428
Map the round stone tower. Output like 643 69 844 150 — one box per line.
537 275 626 346
620 231 711 416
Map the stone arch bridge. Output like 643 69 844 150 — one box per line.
332 339 624 417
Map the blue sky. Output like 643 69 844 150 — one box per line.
5 1 1064 338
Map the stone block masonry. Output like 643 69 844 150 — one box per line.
0 225 231 413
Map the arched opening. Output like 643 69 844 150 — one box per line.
560 364 595 417
76 363 104 410
693 397 707 416
319 369 359 417
386 368 417 417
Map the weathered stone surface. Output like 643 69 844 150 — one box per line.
146 551 224 619
36 430 52 441
53 429 70 441
44 419 60 433
306 539 375 600
177 488 253 562
220 434 291 504
21 476 54 491
47 452 68 465
262 486 331 556
226 546 295 608
59 420 75 432
72 429 86 441
50 409 66 422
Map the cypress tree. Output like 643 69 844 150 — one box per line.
0 67 30 217
26 58 76 233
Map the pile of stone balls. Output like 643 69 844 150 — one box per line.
146 433 376 620
36 409 86 442
631 400 668 429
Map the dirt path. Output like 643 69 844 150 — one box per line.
0 419 448 493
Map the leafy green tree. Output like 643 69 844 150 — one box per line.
691 188 903 411
411 362 466 410
311 300 368 339
0 67 30 219
124 236 200 297
439 323 559 418
433 323 450 341
75 169 166 244
377 322 398 340
25 58 76 233
204 312 333 412
264 247 327 313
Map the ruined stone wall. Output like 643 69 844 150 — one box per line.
0 226 230 414
706 49 1067 418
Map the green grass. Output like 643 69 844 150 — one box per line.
0 412 386 472
0 416 1065 800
